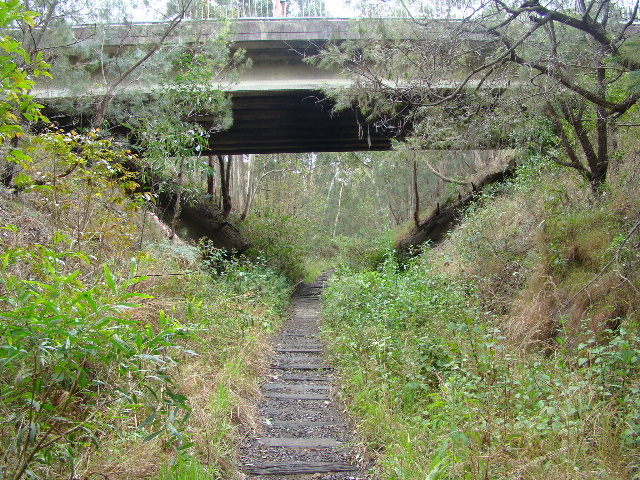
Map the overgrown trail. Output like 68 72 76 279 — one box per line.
240 272 367 479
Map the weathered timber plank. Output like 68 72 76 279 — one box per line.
275 348 323 353
271 363 332 370
273 356 325 362
243 461 358 475
278 374 331 381
256 437 342 447
263 392 330 400
262 383 330 391
260 407 334 415
277 346 324 352
270 420 340 427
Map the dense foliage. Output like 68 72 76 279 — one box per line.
0 226 290 479
322 156 640 479
0 3 290 479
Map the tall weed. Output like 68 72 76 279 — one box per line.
123 247 291 477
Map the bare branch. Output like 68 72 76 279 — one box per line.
403 19 549 108
512 51 638 112
615 0 640 44
240 168 291 221
423 157 469 185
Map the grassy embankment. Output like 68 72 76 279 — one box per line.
0 130 292 480
322 154 640 479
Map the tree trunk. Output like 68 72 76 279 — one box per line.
1 137 21 187
398 164 516 251
207 154 216 197
332 181 344 238
413 159 420 229
217 154 233 219
170 158 184 237
241 168 287 221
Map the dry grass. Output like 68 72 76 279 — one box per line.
90 440 166 480
0 188 52 244
434 154 640 351
76 272 286 480
504 283 559 349
177 328 271 469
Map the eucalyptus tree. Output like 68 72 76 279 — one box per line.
135 32 249 231
16 0 203 127
315 0 640 189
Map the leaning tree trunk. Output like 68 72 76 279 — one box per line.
120 157 249 253
398 162 516 251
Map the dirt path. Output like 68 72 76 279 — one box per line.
239 273 368 480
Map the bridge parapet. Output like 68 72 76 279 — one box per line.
67 18 359 47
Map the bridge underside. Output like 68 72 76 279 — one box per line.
199 90 398 155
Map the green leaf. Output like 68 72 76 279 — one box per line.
103 264 116 293
138 411 158 430
143 430 163 442
137 354 166 363
166 391 188 406
166 422 181 439
176 441 195 451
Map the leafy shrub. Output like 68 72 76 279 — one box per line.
0 0 49 150
0 234 195 480
239 208 308 282
323 261 640 478
199 240 291 321
333 233 395 272
324 254 472 419
18 130 146 260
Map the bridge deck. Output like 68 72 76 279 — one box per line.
35 19 408 154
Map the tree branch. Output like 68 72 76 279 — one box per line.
545 102 591 176
92 0 194 126
615 0 639 44
240 168 290 221
511 51 638 112
423 157 469 185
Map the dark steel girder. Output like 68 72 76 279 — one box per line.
199 90 401 155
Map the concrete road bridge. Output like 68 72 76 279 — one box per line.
34 18 421 154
